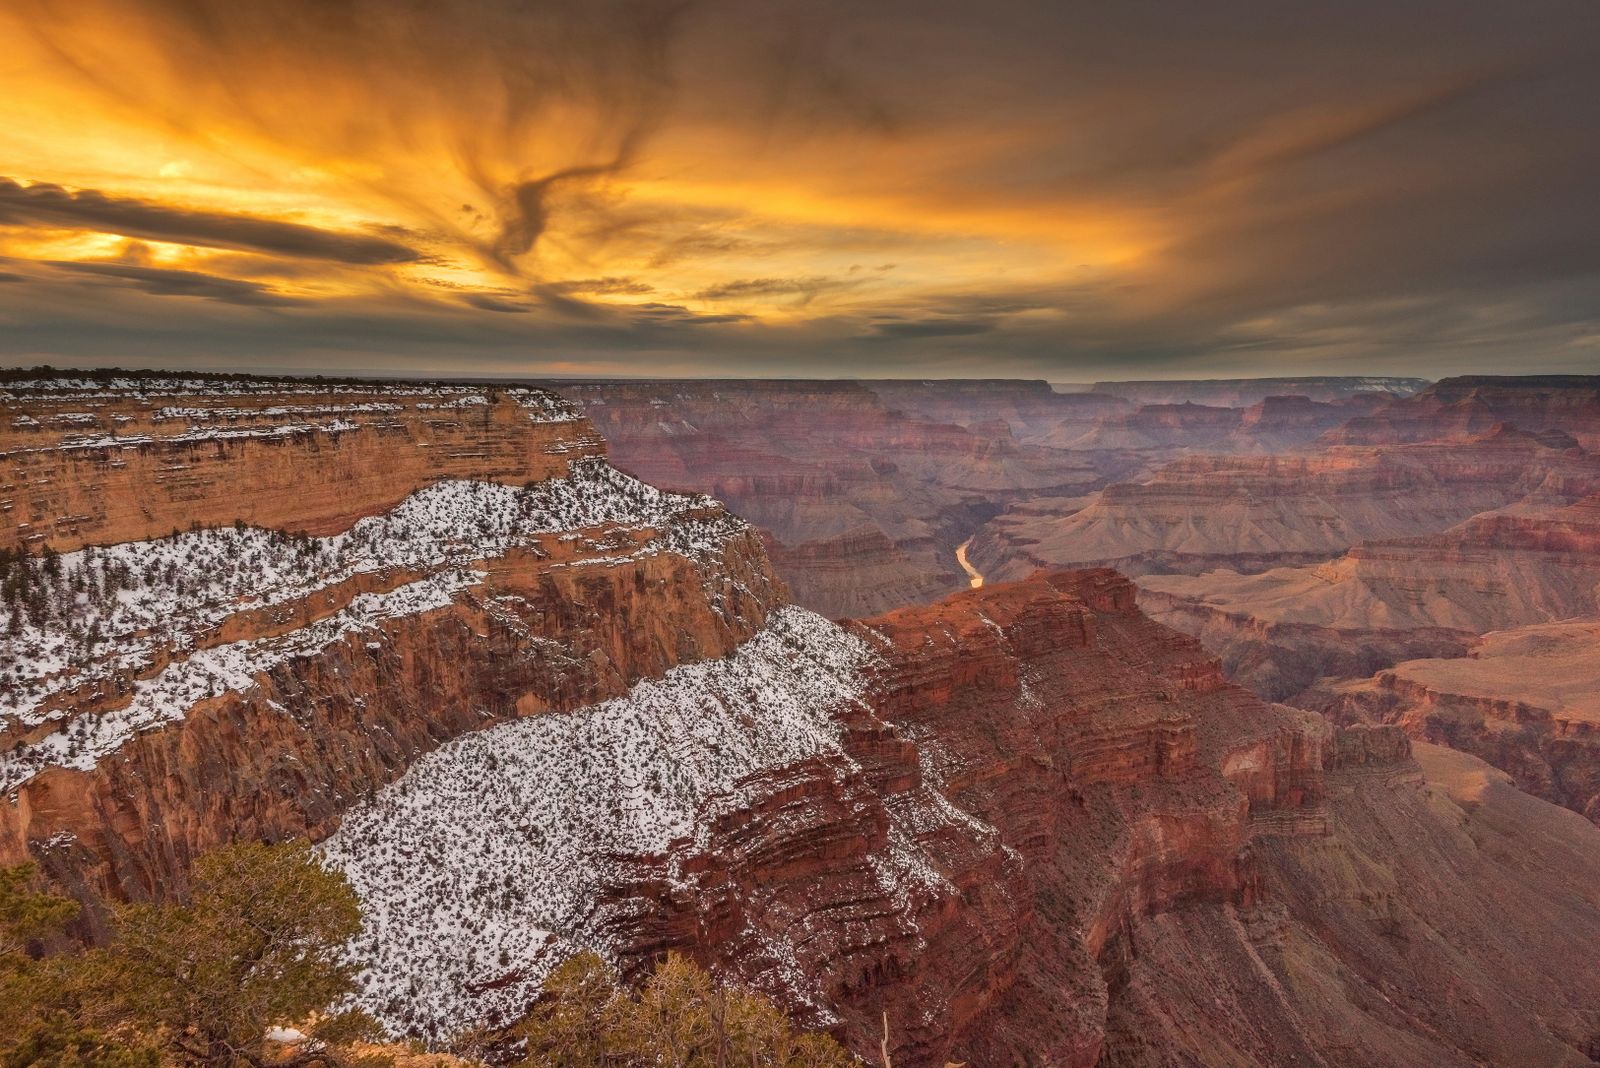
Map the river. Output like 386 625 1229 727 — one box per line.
955 539 985 589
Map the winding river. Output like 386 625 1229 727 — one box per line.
955 538 985 589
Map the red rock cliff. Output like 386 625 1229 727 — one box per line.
1 375 604 551
0 375 786 917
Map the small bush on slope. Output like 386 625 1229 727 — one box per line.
518 952 860 1068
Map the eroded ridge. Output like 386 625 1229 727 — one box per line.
324 606 897 1039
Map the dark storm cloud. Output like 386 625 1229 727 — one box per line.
0 178 422 265
463 287 619 319
47 261 302 306
692 276 856 302
865 318 995 340
489 159 633 271
461 293 535 314
630 302 751 326
546 277 655 296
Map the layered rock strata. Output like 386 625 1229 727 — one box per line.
1085 377 1429 407
6 372 1600 1068
1324 374 1600 448
1139 492 1600 691
327 569 1600 1067
546 379 1107 618
0 376 784 911
1317 621 1600 822
1 373 597 552
974 428 1592 582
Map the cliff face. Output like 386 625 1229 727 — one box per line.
1317 621 1600 822
8 373 1600 1068
1139 494 1600 820
973 430 1594 582
1086 376 1429 407
323 568 1600 1067
1324 374 1600 448
0 376 601 552
845 571 1328 1066
321 568 1334 1063
858 378 1125 441
1 375 786 911
1142 494 1600 644
1101 740 1600 1067
1050 401 1245 451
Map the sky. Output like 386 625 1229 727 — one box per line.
0 0 1597 381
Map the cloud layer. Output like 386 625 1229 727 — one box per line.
0 0 1596 378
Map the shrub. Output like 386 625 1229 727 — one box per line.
519 951 860 1068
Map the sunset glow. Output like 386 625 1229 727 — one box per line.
1 0 1595 377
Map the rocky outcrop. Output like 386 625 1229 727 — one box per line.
1324 374 1600 448
858 378 1125 441
320 568 1335 1064
1139 491 1600 700
1087 376 1429 407
973 429 1594 582
1316 621 1600 822
533 570 1599 1067
1040 395 1368 455
1234 393 1375 451
1050 401 1244 451
0 375 786 913
9 372 1600 1068
1100 741 1600 1067
1 374 601 552
839 571 1331 1065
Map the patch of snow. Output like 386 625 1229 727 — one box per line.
322 607 874 1042
152 403 403 421
507 388 583 424
0 458 748 790
0 571 477 792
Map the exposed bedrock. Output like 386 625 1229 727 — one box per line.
1324 374 1600 448
972 426 1600 585
1313 621 1600 822
5 374 1600 1068
545 378 1112 618
0 377 787 913
1140 493 1600 819
0 376 601 552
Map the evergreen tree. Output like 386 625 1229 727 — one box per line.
99 840 385 1068
0 843 387 1068
0 863 155 1068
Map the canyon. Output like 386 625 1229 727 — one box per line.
547 379 1116 619
4 370 1600 1067
546 372 1600 835
549 378 1443 618
1077 377 1430 407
